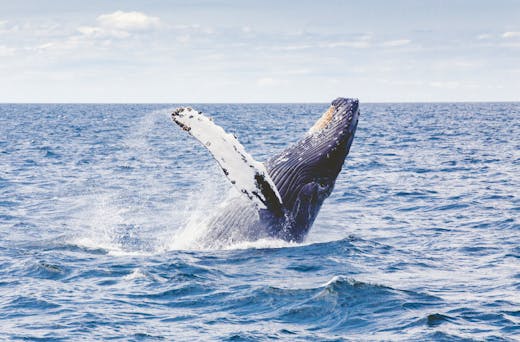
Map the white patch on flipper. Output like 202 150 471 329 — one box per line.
172 107 282 211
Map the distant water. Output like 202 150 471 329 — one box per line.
0 102 518 341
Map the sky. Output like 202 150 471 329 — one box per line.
0 0 519 103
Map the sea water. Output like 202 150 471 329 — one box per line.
0 102 518 340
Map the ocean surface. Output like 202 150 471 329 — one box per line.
0 102 518 341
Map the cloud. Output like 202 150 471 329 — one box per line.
286 68 312 75
326 34 372 49
78 26 103 37
77 25 129 39
325 40 371 48
382 39 411 47
279 44 313 51
36 37 86 52
429 81 460 89
0 20 18 35
477 33 492 40
172 23 213 34
432 58 484 70
278 34 372 50
98 11 160 31
502 31 520 38
257 77 274 86
378 79 424 86
256 77 288 87
78 11 161 39
177 34 191 43
0 20 66 39
275 35 372 51
0 45 15 56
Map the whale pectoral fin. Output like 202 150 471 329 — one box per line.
172 107 284 216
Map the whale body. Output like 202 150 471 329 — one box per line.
172 97 359 248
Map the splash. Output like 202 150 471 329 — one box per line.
66 108 295 254
220 238 301 250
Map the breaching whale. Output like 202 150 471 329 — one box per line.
172 97 359 248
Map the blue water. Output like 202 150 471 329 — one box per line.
0 102 518 340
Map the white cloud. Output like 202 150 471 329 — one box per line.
77 26 103 37
378 79 424 86
0 45 15 56
77 11 160 39
276 39 371 51
279 44 313 51
173 24 200 30
477 33 492 40
502 31 520 38
429 81 460 89
0 21 65 39
382 39 411 47
256 77 288 87
97 11 160 31
37 42 56 50
172 23 214 35
0 20 17 35
325 34 372 48
36 37 89 52
177 34 191 43
286 68 312 75
453 60 482 68
433 58 484 70
77 25 130 39
325 40 370 48
257 77 275 86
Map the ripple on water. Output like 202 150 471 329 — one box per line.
0 103 518 340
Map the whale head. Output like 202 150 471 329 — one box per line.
266 97 359 241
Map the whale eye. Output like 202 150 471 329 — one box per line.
316 178 330 190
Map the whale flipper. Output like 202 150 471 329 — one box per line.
172 107 284 216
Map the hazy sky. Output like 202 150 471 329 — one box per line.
1 0 519 102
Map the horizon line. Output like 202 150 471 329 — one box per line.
1 100 519 105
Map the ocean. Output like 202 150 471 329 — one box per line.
0 102 518 340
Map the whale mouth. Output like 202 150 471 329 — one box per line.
309 98 359 135
308 105 336 134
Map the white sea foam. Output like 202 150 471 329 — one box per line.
123 268 166 282
65 108 315 254
221 238 300 250
159 176 233 251
123 268 148 280
67 108 269 254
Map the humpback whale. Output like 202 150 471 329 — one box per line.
172 97 359 248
